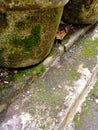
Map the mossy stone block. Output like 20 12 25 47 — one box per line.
1 0 69 9
0 7 63 68
62 0 98 24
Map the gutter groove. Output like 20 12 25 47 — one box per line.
57 63 98 130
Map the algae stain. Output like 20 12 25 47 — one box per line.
49 9 57 23
74 97 90 128
68 68 78 80
14 63 45 82
74 81 98 129
24 24 41 50
74 112 81 128
83 47 95 57
37 90 62 109
32 63 45 76
89 81 98 99
93 38 98 47
82 38 98 58
12 24 41 51
61 36 69 45
35 82 63 109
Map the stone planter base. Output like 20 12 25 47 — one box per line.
0 7 63 68
62 0 98 24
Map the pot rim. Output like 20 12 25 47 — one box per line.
0 0 69 12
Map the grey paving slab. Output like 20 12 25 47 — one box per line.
0 25 98 130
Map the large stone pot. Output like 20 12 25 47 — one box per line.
62 0 98 24
0 0 69 68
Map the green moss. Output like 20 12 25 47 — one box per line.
74 81 98 128
32 63 46 76
49 9 57 23
14 70 27 82
49 46 57 55
36 84 63 108
82 38 98 58
0 63 46 110
74 103 89 128
82 99 90 115
83 46 97 58
61 36 70 45
89 81 98 98
0 7 63 68
14 63 45 81
24 24 41 50
74 98 89 128
37 92 58 108
68 68 78 80
74 112 81 127
12 24 41 51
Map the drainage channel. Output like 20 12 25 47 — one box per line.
57 63 98 130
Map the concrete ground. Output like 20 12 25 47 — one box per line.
0 24 98 130
73 79 98 130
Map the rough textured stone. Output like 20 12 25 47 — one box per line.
0 7 63 68
1 0 69 10
0 26 91 113
0 0 70 68
62 0 98 24
0 25 98 130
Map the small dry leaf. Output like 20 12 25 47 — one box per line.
56 25 70 40
56 30 67 40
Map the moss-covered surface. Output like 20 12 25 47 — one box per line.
12 24 41 51
68 67 78 80
82 38 98 58
1 0 68 10
0 7 63 68
0 63 46 112
61 35 70 45
36 85 63 109
74 80 98 130
23 80 64 113
0 24 98 129
14 63 45 82
21 79 65 129
62 0 98 24
73 36 98 70
0 6 63 112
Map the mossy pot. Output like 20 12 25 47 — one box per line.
62 0 98 24
1 0 69 9
0 0 69 68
